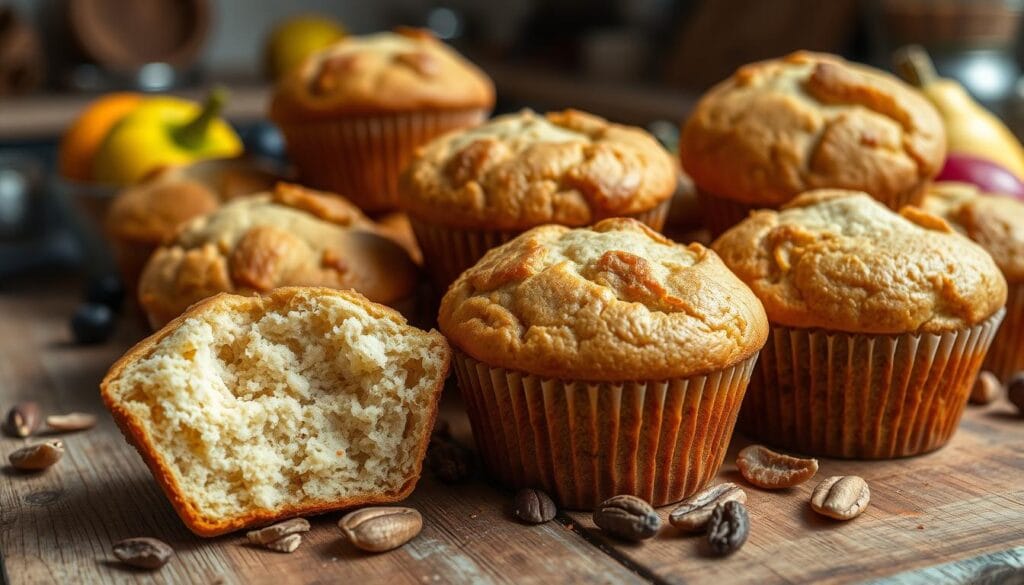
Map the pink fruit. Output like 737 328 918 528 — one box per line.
937 153 1024 200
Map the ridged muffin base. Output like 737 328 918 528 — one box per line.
740 310 1004 459
452 350 759 510
982 283 1023 382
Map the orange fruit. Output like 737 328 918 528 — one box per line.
58 92 143 182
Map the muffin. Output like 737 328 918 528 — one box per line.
402 109 678 288
439 218 768 509
138 183 418 328
713 190 1006 458
105 158 281 289
681 51 946 236
102 287 450 537
923 182 1024 381
270 27 494 212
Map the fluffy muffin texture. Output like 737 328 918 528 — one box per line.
713 189 1007 334
401 109 677 230
681 51 945 207
439 218 768 381
270 27 494 121
101 287 451 537
138 183 418 327
923 182 1024 282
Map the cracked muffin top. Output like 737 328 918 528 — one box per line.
438 218 768 381
680 51 945 207
270 28 494 122
713 190 1007 335
138 183 418 328
400 109 677 230
922 182 1024 283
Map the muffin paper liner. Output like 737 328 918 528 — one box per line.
740 310 1004 459
410 198 671 291
983 283 1023 382
452 350 759 510
277 109 487 213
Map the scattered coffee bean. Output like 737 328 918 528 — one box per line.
513 488 557 524
247 518 310 545
1008 373 1024 415
112 537 173 570
46 412 97 432
4 401 40 438
736 445 818 489
707 501 749 556
9 440 63 471
970 371 1002 405
84 274 125 312
70 303 115 345
810 476 871 520
339 507 422 553
670 483 747 533
593 495 661 542
427 437 474 483
265 533 302 553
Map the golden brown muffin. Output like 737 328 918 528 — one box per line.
681 51 946 234
102 287 450 537
713 189 1006 335
270 28 494 212
923 182 1024 380
402 109 678 287
138 183 418 328
440 218 768 508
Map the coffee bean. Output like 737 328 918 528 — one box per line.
9 440 63 471
970 371 1002 405
736 445 818 489
670 483 746 533
247 518 310 545
46 412 97 432
593 495 661 542
112 537 173 569
70 303 115 345
339 507 422 553
810 476 870 520
427 437 474 483
264 533 302 553
707 501 749 556
513 488 557 524
4 401 39 438
1008 373 1024 415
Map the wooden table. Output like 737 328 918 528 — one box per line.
2 275 1023 584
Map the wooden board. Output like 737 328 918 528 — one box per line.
1 275 1023 584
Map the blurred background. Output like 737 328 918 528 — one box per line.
1 0 1024 279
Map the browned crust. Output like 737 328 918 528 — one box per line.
100 287 451 537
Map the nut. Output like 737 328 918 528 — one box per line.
736 445 818 489
810 476 871 520
669 483 747 533
1008 373 1024 415
513 488 557 524
9 440 64 471
112 537 173 569
707 501 749 556
265 533 302 553
339 507 422 553
46 412 98 432
970 371 1002 405
593 495 661 542
427 437 475 483
247 518 310 545
4 401 40 438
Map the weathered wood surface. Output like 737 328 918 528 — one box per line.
1 276 1023 585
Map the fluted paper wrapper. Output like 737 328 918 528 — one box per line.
411 198 671 290
452 350 759 510
741 310 1004 459
983 283 1023 382
277 109 487 213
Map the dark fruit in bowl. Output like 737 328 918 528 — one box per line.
70 303 115 345
84 274 125 312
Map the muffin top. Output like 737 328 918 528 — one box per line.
138 183 418 327
270 28 494 122
401 109 677 230
712 190 1007 334
680 51 945 207
923 182 1024 283
438 218 768 381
